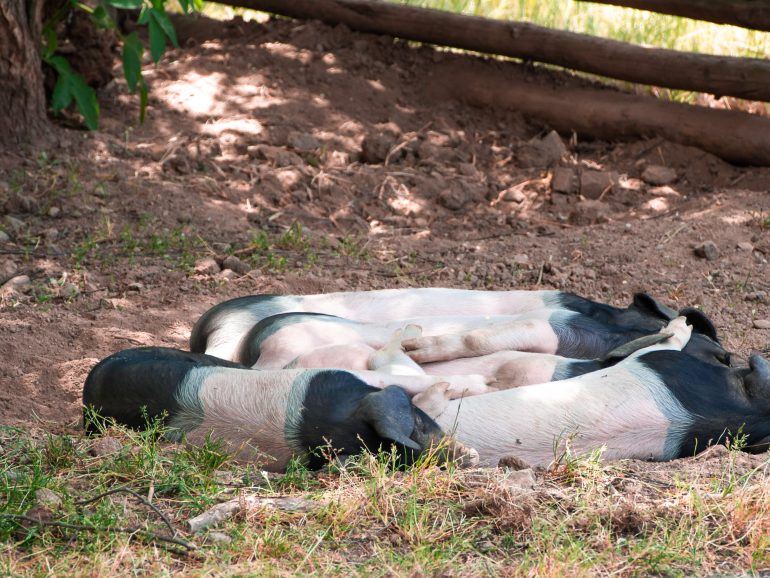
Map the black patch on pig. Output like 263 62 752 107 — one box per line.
639 350 770 457
83 347 245 433
189 293 286 353
296 370 444 470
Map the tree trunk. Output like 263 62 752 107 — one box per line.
0 0 49 149
576 0 770 32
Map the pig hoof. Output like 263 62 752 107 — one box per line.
413 382 451 418
443 438 479 469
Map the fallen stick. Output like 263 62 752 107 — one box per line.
187 495 321 533
576 0 770 32
222 0 770 102
433 62 770 166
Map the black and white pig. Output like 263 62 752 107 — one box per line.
190 289 721 366
82 347 475 471
421 318 770 466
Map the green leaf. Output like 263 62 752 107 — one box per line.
137 6 150 24
122 32 143 92
69 74 100 130
42 24 58 59
149 7 178 48
178 0 190 13
46 54 73 76
91 5 115 29
105 0 143 7
148 16 166 63
51 76 73 113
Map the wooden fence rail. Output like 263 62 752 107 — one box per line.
578 0 770 32
223 0 770 102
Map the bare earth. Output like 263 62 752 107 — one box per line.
1 16 768 431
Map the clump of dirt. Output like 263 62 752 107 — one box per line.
0 14 768 430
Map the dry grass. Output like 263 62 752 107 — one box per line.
3 423 770 576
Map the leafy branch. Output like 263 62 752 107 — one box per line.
42 0 202 129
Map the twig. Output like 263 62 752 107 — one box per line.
186 494 320 533
0 514 196 552
74 487 175 537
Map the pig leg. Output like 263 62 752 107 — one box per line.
424 350 563 389
350 370 496 399
367 325 425 376
402 317 559 363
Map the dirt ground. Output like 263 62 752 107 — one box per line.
0 15 768 429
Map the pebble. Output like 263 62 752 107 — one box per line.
498 455 530 471
754 319 770 330
641 165 678 186
194 257 220 275
361 132 397 164
2 275 31 292
206 532 232 545
580 170 614 200
500 186 525 203
501 468 536 490
90 436 123 457
288 131 320 152
62 283 79 299
737 242 754 252
35 488 62 509
551 167 578 194
218 268 238 281
694 241 719 261
745 291 767 302
0 230 9 243
512 254 529 266
4 215 24 232
48 206 61 218
128 282 144 292
222 255 250 275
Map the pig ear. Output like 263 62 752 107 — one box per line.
678 307 719 342
745 354 770 398
632 293 678 321
356 385 421 451
601 332 673 363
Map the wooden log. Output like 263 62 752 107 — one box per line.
431 62 770 166
223 0 770 102
577 0 770 32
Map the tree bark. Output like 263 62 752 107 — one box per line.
433 62 770 166
0 0 49 149
223 0 770 102
577 0 770 32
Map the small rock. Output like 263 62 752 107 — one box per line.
247 145 303 167
4 215 25 232
517 131 568 168
568 199 611 225
206 531 232 545
194 257 220 276
694 241 719 261
754 319 770 330
0 258 17 278
501 468 536 490
128 282 144 292
498 455 530 471
0 230 9 243
2 275 31 293
580 170 614 200
17 195 38 214
35 488 62 509
288 131 320 152
737 242 754 252
361 132 397 164
745 291 767 303
218 268 238 281
48 206 61 218
641 165 678 186
500 186 525 203
62 283 79 299
551 167 578 194
90 436 122 457
222 255 250 275
43 227 59 240
512 254 529 266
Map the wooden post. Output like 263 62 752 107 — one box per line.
223 0 770 102
577 0 770 32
